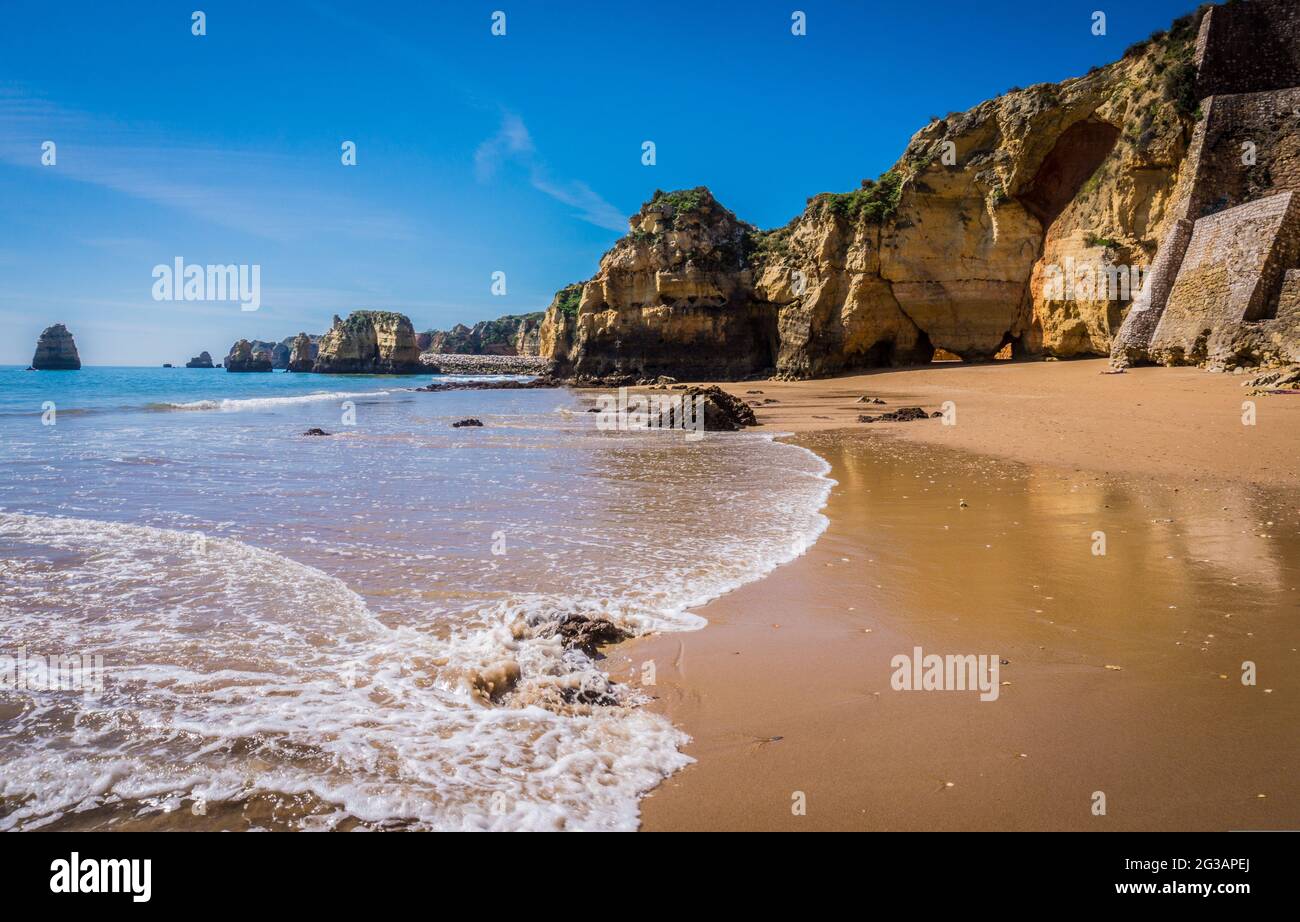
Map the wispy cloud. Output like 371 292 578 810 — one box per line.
475 112 627 232
0 86 416 243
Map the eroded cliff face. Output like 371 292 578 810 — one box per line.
224 339 272 373
542 1 1299 378
313 311 422 374
755 198 932 377
421 313 544 356
287 333 316 372
546 190 776 380
538 283 582 366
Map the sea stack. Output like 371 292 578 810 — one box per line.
287 333 316 372
224 339 273 372
31 323 81 370
313 311 423 374
185 351 215 368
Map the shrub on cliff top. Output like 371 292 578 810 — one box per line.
649 188 710 215
554 284 583 317
812 169 904 223
340 310 410 332
747 224 793 262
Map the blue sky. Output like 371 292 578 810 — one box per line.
1 0 1205 365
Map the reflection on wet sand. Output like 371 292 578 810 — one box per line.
632 430 1299 831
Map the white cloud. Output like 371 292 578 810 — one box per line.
475 112 626 232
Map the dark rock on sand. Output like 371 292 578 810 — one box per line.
451 418 483 428
1244 365 1300 395
551 615 629 656
682 385 759 431
416 376 559 392
303 428 331 437
559 678 620 708
859 406 931 423
31 323 81 370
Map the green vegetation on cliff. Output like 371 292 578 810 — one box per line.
553 284 583 317
649 188 709 214
810 169 905 223
1137 4 1212 119
341 310 410 332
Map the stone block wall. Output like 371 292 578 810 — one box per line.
1195 0 1300 99
1149 191 1300 365
1111 0 1300 368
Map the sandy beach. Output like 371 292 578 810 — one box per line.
608 358 1300 830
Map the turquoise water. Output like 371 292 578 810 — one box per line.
0 364 514 415
0 366 832 830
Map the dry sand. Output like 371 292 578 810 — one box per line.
709 357 1299 487
607 358 1300 831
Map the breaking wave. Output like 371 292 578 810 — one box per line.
156 390 394 412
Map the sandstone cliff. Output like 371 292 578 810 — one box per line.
420 312 544 357
542 1 1300 378
287 333 316 372
313 311 422 374
543 190 777 380
224 339 272 373
31 324 81 370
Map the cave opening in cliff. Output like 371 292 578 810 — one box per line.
931 348 963 363
1018 119 1122 227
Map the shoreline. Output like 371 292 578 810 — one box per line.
708 358 1299 488
608 359 1299 831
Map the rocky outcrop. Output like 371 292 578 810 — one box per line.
421 313 544 357
312 311 422 374
544 190 778 379
31 324 81 370
185 351 214 368
287 333 316 372
224 339 272 372
683 385 760 431
220 335 318 369
540 2 1300 377
1243 364 1300 394
537 283 583 367
239 340 289 369
549 615 629 656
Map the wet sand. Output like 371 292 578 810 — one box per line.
611 360 1300 830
